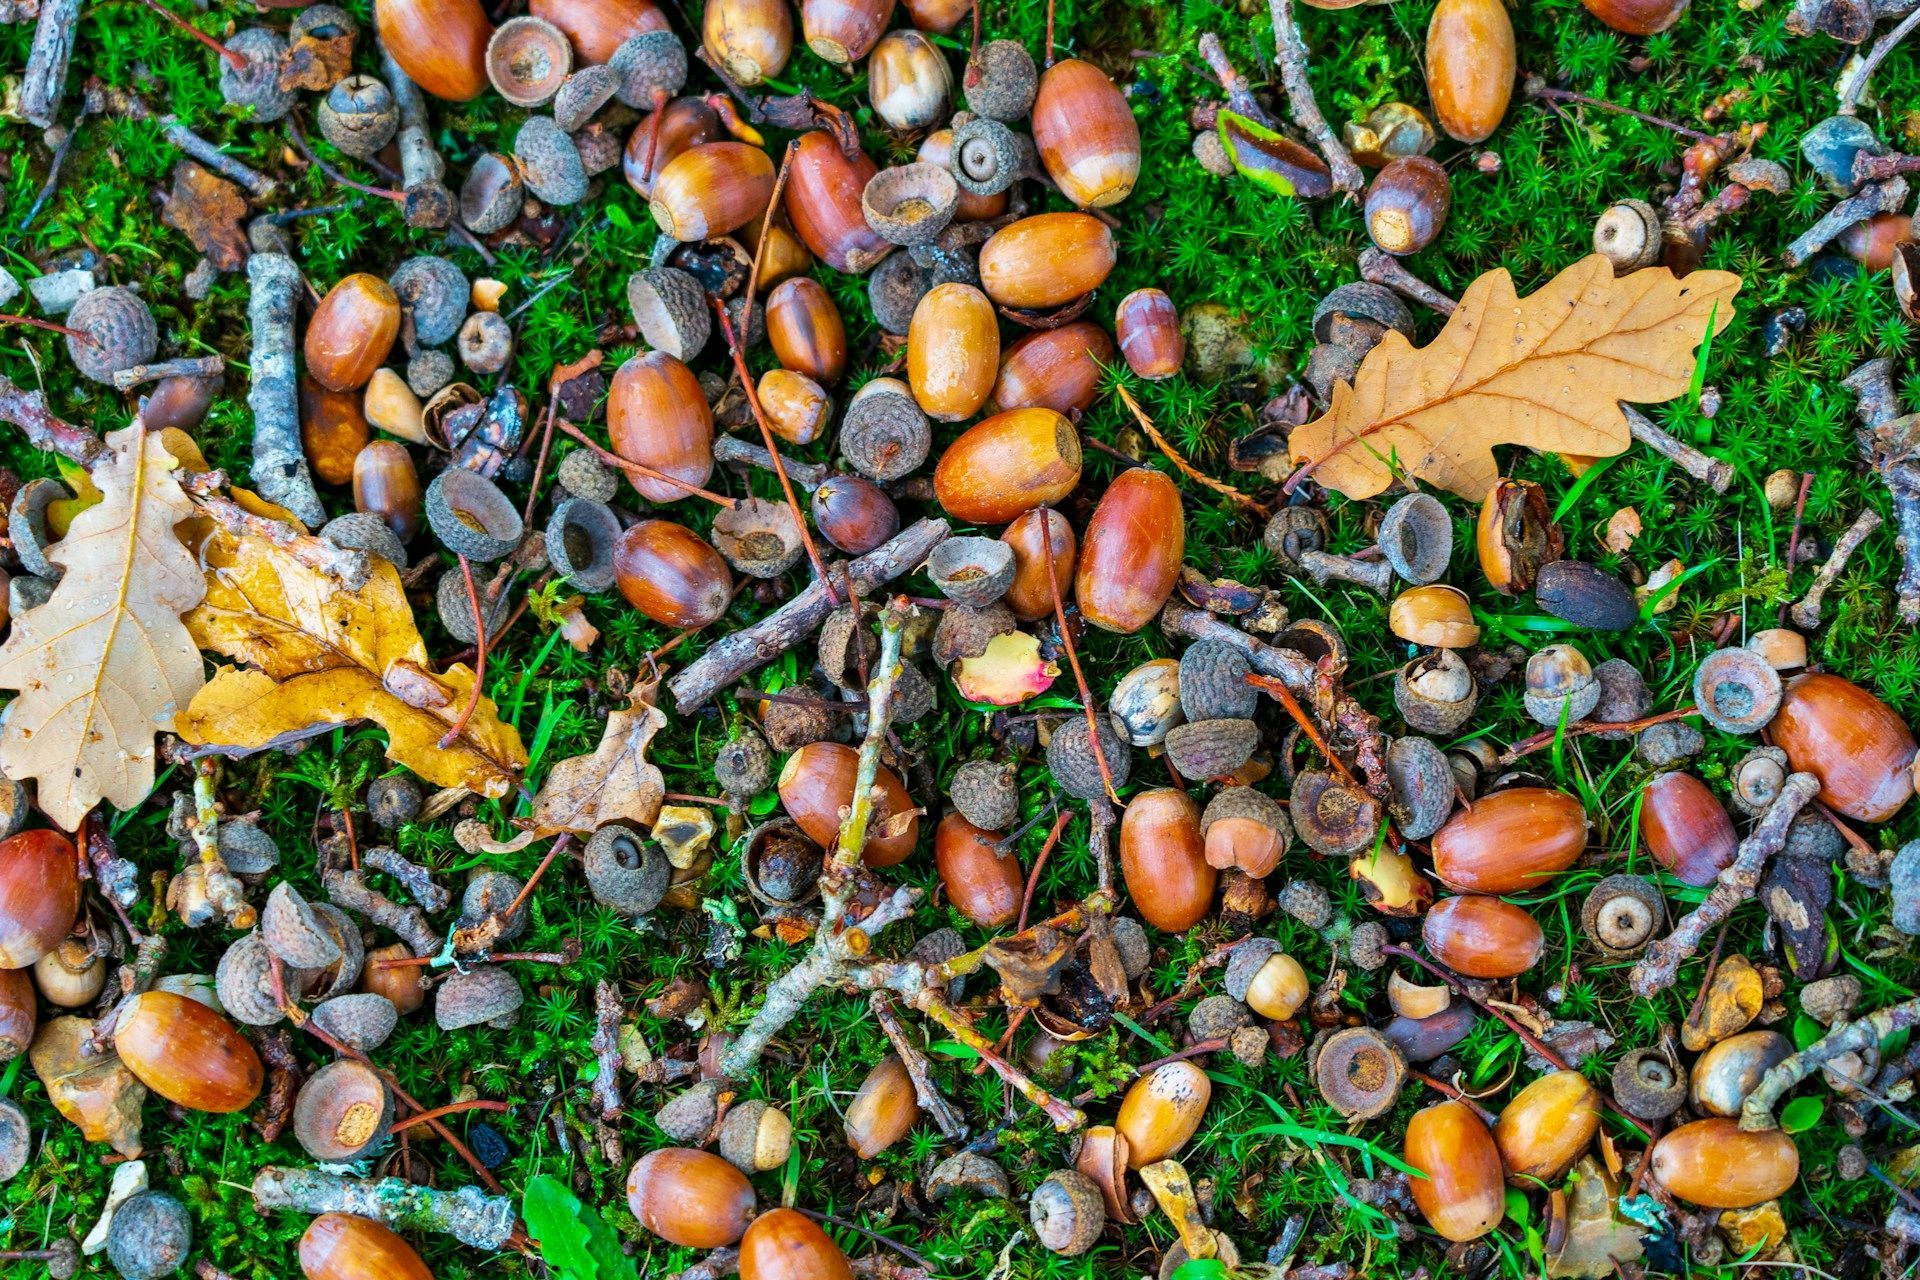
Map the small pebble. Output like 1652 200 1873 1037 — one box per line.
29 268 94 315
468 1121 510 1169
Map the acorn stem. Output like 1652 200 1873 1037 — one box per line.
133 0 249 70
0 311 95 343
285 113 405 203
1496 703 1700 766
1524 81 1715 142
555 419 736 507
1040 505 1119 821
1113 384 1264 513
387 1099 511 1134
1015 806 1073 931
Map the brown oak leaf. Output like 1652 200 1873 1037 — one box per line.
0 422 206 830
524 687 668 837
160 161 249 272
176 528 526 797
1288 255 1739 500
1545 1156 1645 1278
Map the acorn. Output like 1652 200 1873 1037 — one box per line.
840 378 932 482
703 0 792 85
306 274 400 393
33 938 107 1008
113 990 263 1113
624 97 726 198
299 1213 431 1280
908 283 1000 421
294 1058 393 1161
812 474 901 555
318 75 397 160
1422 895 1543 979
614 521 732 629
0 829 80 969
1225 942 1309 1020
718 1098 793 1173
846 1053 921 1158
1076 467 1184 634
1431 786 1587 894
1773 673 1917 822
141 373 220 433
626 1147 757 1247
1494 1070 1599 1183
739 1208 855 1280
1582 0 1690 31
1364 156 1451 256
1692 1029 1792 1118
1385 1002 1478 1063
376 0 494 101
870 30 951 131
1389 584 1480 648
107 1190 193 1280
608 350 715 503
650 141 777 241
1534 559 1638 631
1030 1171 1106 1256
979 213 1117 311
964 38 1038 121
0 969 33 1062
1031 58 1140 208
999 508 1076 622
992 322 1115 417
533 0 670 65
1395 649 1479 734
1593 199 1664 273
1047 712 1132 802
934 409 1082 525
487 16 572 106
803 0 894 64
1580 873 1664 957
1115 288 1185 381
1640 771 1737 886
778 741 919 867
1425 0 1514 144
1650 1118 1799 1209
767 277 849 384
1119 789 1216 932
785 130 891 274
1405 1101 1505 1241
903 0 971 30
1116 1060 1210 1166
66 285 158 386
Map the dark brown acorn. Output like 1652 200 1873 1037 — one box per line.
1422 895 1542 979
624 97 724 198
533 0 668 63
0 829 80 970
1772 673 1917 822
785 131 891 274
992 322 1115 416
1640 771 1738 886
613 521 732 629
1001 508 1076 621
934 813 1023 928
1580 0 1690 32
608 350 715 504
1075 468 1184 635
352 441 424 543
1364 156 1451 256
812 475 900 555
777 741 918 867
766 277 848 384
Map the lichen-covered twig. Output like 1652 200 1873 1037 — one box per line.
1630 773 1820 996
592 980 624 1121
112 355 223 392
1784 177 1909 267
1196 32 1276 128
20 0 81 127
1265 0 1364 194
1837 4 1920 109
713 434 828 490
1160 601 1316 693
1742 995 1920 1130
245 253 327 527
378 45 453 229
1790 0 1919 39
1843 357 1920 624
1790 507 1884 628
190 761 255 930
324 867 439 957
1622 405 1734 492
251 1168 517 1250
871 992 968 1140
193 493 370 589
362 845 452 913
81 80 276 198
1358 248 1457 316
0 372 108 467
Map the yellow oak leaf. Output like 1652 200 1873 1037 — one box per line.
176 529 525 797
0 422 206 831
1288 255 1739 501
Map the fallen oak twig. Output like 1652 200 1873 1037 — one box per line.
245 253 327 527
1358 248 1457 317
1621 405 1734 492
1497 705 1700 766
1842 357 1920 625
1160 600 1316 693
0 372 109 467
251 1167 516 1250
1742 994 1920 1131
81 79 277 198
1784 176 1908 267
1791 506 1884 628
1836 4 1920 110
1265 0 1364 193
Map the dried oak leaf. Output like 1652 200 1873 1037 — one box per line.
0 422 206 831
161 161 250 272
524 686 667 836
29 1016 147 1157
1546 1156 1645 1278
176 528 525 797
1288 255 1739 500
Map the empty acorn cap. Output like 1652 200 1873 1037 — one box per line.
262 882 344 970
457 311 515 375
553 64 621 132
461 153 525 235
1314 1026 1405 1119
949 116 1022 196
863 163 961 246
1581 873 1664 957
1312 282 1413 343
515 114 589 206
323 511 410 571
427 468 525 561
1692 646 1783 734
927 535 1017 608
1377 492 1452 585
487 16 572 107
545 497 622 591
928 1149 1012 1201
583 823 671 915
627 266 711 360
1384 735 1455 840
1290 769 1381 856
435 966 523 1030
711 497 806 579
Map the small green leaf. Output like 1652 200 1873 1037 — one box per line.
522 1174 639 1280
1780 1096 1824 1134
1217 111 1332 199
604 203 632 231
1505 1187 1532 1229
1171 1261 1234 1280
1792 1013 1824 1050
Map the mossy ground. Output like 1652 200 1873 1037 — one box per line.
4 0 1920 1276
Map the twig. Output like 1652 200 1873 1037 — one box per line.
592 981 624 1120
324 867 438 957
1629 773 1821 997
1357 248 1458 316
1246 672 1361 790
245 253 326 526
377 41 454 229
112 354 222 391
440 556 491 750
871 992 968 1140
1196 33 1275 127
713 434 829 490
1790 507 1884 629
388 1099 513 1134
1743 996 1920 1130
555 419 736 507
1265 0 1364 193
0 372 109 466
0 311 93 343
1622 405 1734 492
251 1167 516 1249
20 111 82 231
193 493 370 590
21 0 82 128
131 0 248 69
82 80 276 197
743 140 797 319
1017 808 1074 931
1837 5 1920 111
795 1210 931 1271
1843 357 1920 624
1114 385 1266 513
1497 705 1700 766
1784 177 1909 268
362 845 451 912
189 760 254 929
1159 601 1317 693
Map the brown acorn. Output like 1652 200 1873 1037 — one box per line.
293 1059 393 1161
802 0 895 65
1001 508 1077 621
1493 1070 1600 1183
532 0 669 64
624 97 725 198
360 942 428 1016
377 0 494 101
1405 1101 1505 1241
1030 58 1140 208
299 1213 433 1280
301 376 370 487
1118 789 1216 933
650 141 777 241
613 521 732 629
979 213 1117 311
1115 288 1184 380
0 969 35 1061
703 0 792 86
908 283 1000 422
1075 467 1184 634
0 829 80 970
1422 895 1542 979
113 990 264 1113
1649 1118 1799 1208
777 741 918 867
626 1147 757 1247
739 1208 855 1280
934 813 1023 928
812 474 900 555
933 409 1082 525
352 441 424 543
1580 0 1690 31
1477 476 1563 595
1364 156 1451 256
1425 0 1515 144
1772 673 1917 823
1429 786 1587 893
785 130 891 274
608 350 715 504
845 1054 921 1157
305 274 401 393
992 322 1115 416
1116 1059 1210 1169
1640 771 1738 886
766 277 849 384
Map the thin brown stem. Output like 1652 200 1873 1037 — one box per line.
1780 470 1815 630
555 419 736 506
133 0 248 69
1246 672 1362 790
1042 505 1118 806
1044 0 1057 66
520 389 560 528
286 115 405 202
743 140 797 319
439 555 489 750
1497 705 1700 766
1526 84 1714 142
1114 385 1265 513
388 1099 512 1133
1016 807 1074 932
0 312 95 344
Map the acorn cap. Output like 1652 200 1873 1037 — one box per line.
460 153 525 236
318 512 408 573
407 349 456 399
1163 718 1259 781
1312 282 1413 343
1588 657 1652 738
583 823 671 915
841 377 932 481
1046 712 1132 801
1201 785 1286 837
892 662 937 723
461 870 529 941
1031 1169 1105 1256
220 26 294 121
436 566 513 644
262 882 344 970
1580 873 1664 958
545 497 622 591
1593 199 1663 272
928 1150 1012 1201
657 1078 724 1143
310 993 399 1052
714 732 773 798
1314 1026 1405 1119
1393 651 1478 736
711 496 805 579
388 255 469 349
367 776 424 829
868 250 934 335
1188 994 1253 1041
950 759 1019 830
1384 735 1454 840
556 448 620 503
761 685 835 753
863 163 961 246
304 902 365 998
949 116 1022 196
964 39 1039 121
515 114 589 206
927 535 1017 608
427 468 524 561
1290 769 1381 856
457 311 515 375
553 64 621 132
1377 492 1453 585
1223 937 1282 1002
318 74 398 160
627 266 711 360
487 16 572 107
66 286 157 385
1692 646 1783 734
932 602 1017 666
215 933 286 1027
1178 640 1256 722
1261 506 1329 569
435 966 523 1031
10 477 68 580
610 31 688 107
1612 1047 1685 1119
